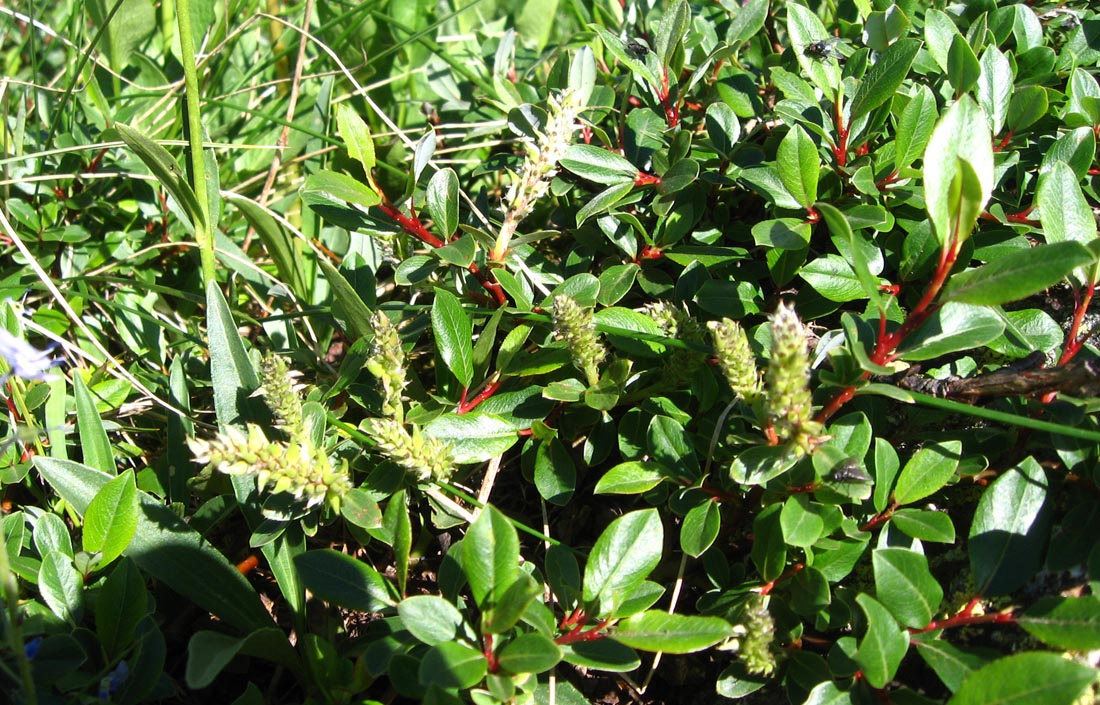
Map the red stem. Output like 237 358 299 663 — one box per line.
757 563 804 596
457 378 503 414
833 100 848 168
910 608 1015 634
484 633 500 673
555 618 612 645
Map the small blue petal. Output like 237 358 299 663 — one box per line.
23 636 42 660
0 328 61 382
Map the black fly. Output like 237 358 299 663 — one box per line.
626 39 650 58
829 458 872 484
802 37 846 65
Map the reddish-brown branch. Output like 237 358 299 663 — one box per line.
833 100 848 168
859 503 896 532
555 618 613 644
484 633 500 673
635 172 662 187
992 130 1015 152
910 607 1016 634
457 378 503 414
658 66 679 127
757 563 805 596
874 170 900 191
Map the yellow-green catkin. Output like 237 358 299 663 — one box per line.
647 302 707 383
708 318 762 404
189 424 351 512
492 91 582 262
739 595 777 677
552 294 607 386
259 353 303 434
364 418 455 483
765 302 822 452
365 310 407 424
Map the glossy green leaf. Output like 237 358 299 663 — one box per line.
923 97 993 247
35 458 272 631
946 34 980 97
464 505 520 609
423 412 518 464
497 633 562 675
426 168 459 238
849 38 920 123
612 611 734 654
873 548 943 629
1018 597 1100 651
431 288 474 388
706 102 741 157
893 440 961 506
33 512 73 559
787 3 841 95
777 125 819 209
559 145 638 185
680 499 721 557
575 181 638 226
1037 163 1099 286
534 437 575 506
818 203 884 313
82 468 138 568
588 24 660 89
341 488 382 530
942 242 1094 306
594 461 666 495
799 255 865 302
977 47 1012 135
913 635 997 693
780 494 825 548
896 303 1005 361
73 372 114 474
889 509 956 543
896 84 937 170
314 259 373 345
597 263 640 306
582 509 663 618
294 549 395 612
647 415 699 478
300 169 381 210
336 103 376 173
1065 68 1100 128
1006 85 1049 133
947 652 1095 705
484 571 541 634
419 642 488 689
751 503 786 582
560 639 640 672
185 628 299 689
398 595 465 645
206 280 261 427
969 456 1050 596
854 593 909 689
39 551 84 623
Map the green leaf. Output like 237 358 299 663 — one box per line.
317 258 374 342
895 84 937 170
73 372 114 474
418 642 487 689
969 456 1050 596
889 509 956 543
977 47 1012 135
39 551 84 623
497 633 562 675
849 38 920 123
534 438 575 506
423 412 518 464
336 103 376 173
185 628 299 689
113 123 205 230
800 255 866 302
1037 163 1099 286
947 652 1095 705
854 593 910 689
582 509 663 618
1019 597 1100 651
923 97 993 247
680 500 721 557
945 34 981 97
647 415 699 478
484 571 541 634
597 263 640 306
942 242 1095 306
294 549 395 612
341 488 382 530
780 494 825 548
398 595 465 645
83 469 139 568
611 611 734 654
777 125 819 209
431 288 474 388
751 503 786 582
575 181 638 225
226 193 310 302
560 638 641 672
559 145 638 185
872 548 943 629
35 458 271 631
1065 68 1100 128
33 512 73 559
300 170 381 210
426 168 459 238
818 203 884 313
594 461 666 495
705 102 741 157
1006 85 1049 133
464 505 520 609
787 3 841 95
897 302 1005 361
913 635 997 693
893 440 962 506
205 280 261 427
588 24 660 89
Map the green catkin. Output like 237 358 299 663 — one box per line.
765 302 822 453
552 294 607 386
708 317 762 404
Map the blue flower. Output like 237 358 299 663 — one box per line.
98 660 129 700
0 327 61 383
23 636 42 660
